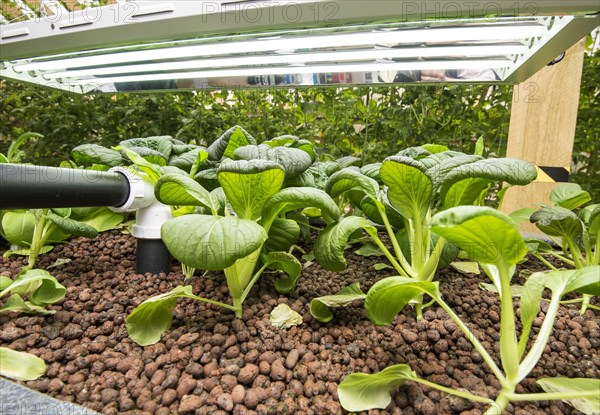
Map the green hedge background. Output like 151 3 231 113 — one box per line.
1 39 598 200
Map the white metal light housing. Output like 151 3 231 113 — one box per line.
1 1 598 93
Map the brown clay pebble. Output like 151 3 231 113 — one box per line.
0 230 597 415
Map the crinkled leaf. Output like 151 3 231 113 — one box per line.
169 148 206 171
426 154 482 192
155 173 215 211
314 217 377 271
1 211 35 246
72 144 123 167
310 282 366 323
269 303 303 329
218 160 285 220
325 167 379 200
161 215 267 270
46 212 98 239
126 146 167 166
336 156 362 168
537 378 600 414
530 206 584 240
365 277 440 326
431 206 527 267
360 163 382 183
440 158 537 206
550 183 591 210
380 156 432 221
208 126 256 160
126 286 199 346
264 218 300 253
0 347 46 381
0 294 55 315
262 187 340 231
263 251 303 294
120 136 174 160
338 364 417 412
234 144 313 178
194 168 219 191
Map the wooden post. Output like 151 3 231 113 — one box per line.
501 39 586 233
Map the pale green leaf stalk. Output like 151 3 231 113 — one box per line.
341 207 599 415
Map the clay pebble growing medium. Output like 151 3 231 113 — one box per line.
0 230 598 415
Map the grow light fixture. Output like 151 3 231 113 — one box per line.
0 1 598 94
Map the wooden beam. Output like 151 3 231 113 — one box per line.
502 38 586 234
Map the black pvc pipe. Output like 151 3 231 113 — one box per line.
0 164 130 209
136 238 171 274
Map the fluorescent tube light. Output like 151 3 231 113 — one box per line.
15 24 543 72
44 44 528 80
66 59 511 87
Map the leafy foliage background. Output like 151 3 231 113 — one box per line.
1 39 598 199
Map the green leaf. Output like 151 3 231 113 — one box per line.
374 263 394 270
336 156 362 168
421 143 450 154
517 272 546 357
0 153 8 163
70 207 125 233
310 282 366 323
120 136 174 160
355 241 385 257
338 364 417 412
1 269 66 306
524 237 554 255
537 378 600 414
360 163 382 183
127 146 167 166
269 303 303 329
380 156 432 221
168 148 206 172
45 212 98 239
550 183 591 210
365 277 440 326
474 136 484 156
72 144 123 167
530 206 584 240
314 217 377 271
3 245 54 258
439 158 537 206
430 206 527 267
261 187 340 230
126 286 198 346
263 251 302 294
450 261 480 274
509 207 537 225
0 347 46 381
161 215 267 270
155 173 215 210
1 211 35 246
479 282 524 296
208 126 256 161
234 144 313 178
0 276 12 291
0 294 55 315
121 149 165 183
218 160 285 220
442 177 491 209
264 218 300 253
325 167 380 200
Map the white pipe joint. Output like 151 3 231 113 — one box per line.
108 167 172 239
